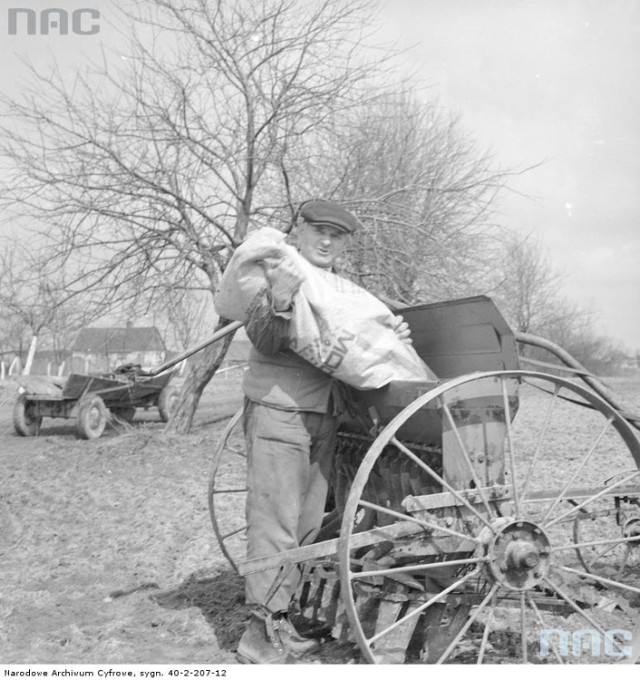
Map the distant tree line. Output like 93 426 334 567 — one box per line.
489 233 632 376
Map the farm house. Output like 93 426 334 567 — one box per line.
70 326 167 374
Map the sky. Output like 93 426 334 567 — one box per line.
0 0 638 350
375 0 640 351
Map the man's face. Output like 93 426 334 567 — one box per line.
297 221 348 269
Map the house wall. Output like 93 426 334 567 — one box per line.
70 350 165 374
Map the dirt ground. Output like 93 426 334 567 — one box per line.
0 372 248 665
1 373 639 665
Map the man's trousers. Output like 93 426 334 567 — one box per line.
243 400 337 613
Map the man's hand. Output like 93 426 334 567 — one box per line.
264 255 306 312
392 315 413 345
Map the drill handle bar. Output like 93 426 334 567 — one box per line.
147 320 244 377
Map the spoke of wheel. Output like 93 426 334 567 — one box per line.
501 377 521 518
542 576 627 656
212 487 248 495
540 416 614 524
616 545 632 578
519 383 560 503
527 594 564 664
583 541 623 571
391 437 496 533
556 564 640 597
554 535 632 554
477 592 498 664
544 470 640 529
356 498 482 544
516 591 528 663
355 555 488 580
440 399 495 520
366 567 483 647
220 524 247 540
436 583 500 664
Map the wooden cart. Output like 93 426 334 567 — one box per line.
13 368 181 439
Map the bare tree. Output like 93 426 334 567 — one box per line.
0 0 391 431
0 307 29 369
308 92 510 304
492 232 567 334
491 232 629 373
543 305 629 375
156 286 216 352
0 240 108 372
0 0 529 431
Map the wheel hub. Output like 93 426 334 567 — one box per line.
486 520 551 590
88 406 101 429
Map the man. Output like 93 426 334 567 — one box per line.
236 200 410 664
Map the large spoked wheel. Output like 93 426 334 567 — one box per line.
338 370 640 664
13 394 43 436
208 407 248 572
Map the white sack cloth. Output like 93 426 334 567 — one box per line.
214 227 434 390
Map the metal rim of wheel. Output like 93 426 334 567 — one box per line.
158 385 181 422
76 395 107 439
337 370 640 664
208 407 248 572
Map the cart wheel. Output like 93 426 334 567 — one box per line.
158 384 181 423
76 395 108 440
111 406 136 423
208 407 247 572
13 394 43 437
338 370 640 664
572 471 640 576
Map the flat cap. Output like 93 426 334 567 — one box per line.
299 199 362 234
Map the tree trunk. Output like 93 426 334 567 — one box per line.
23 335 38 375
164 318 238 434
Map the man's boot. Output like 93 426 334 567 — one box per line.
270 612 321 656
236 611 321 663
236 612 297 664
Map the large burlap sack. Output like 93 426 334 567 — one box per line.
214 227 434 390
214 228 292 323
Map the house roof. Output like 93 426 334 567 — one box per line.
71 327 166 354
